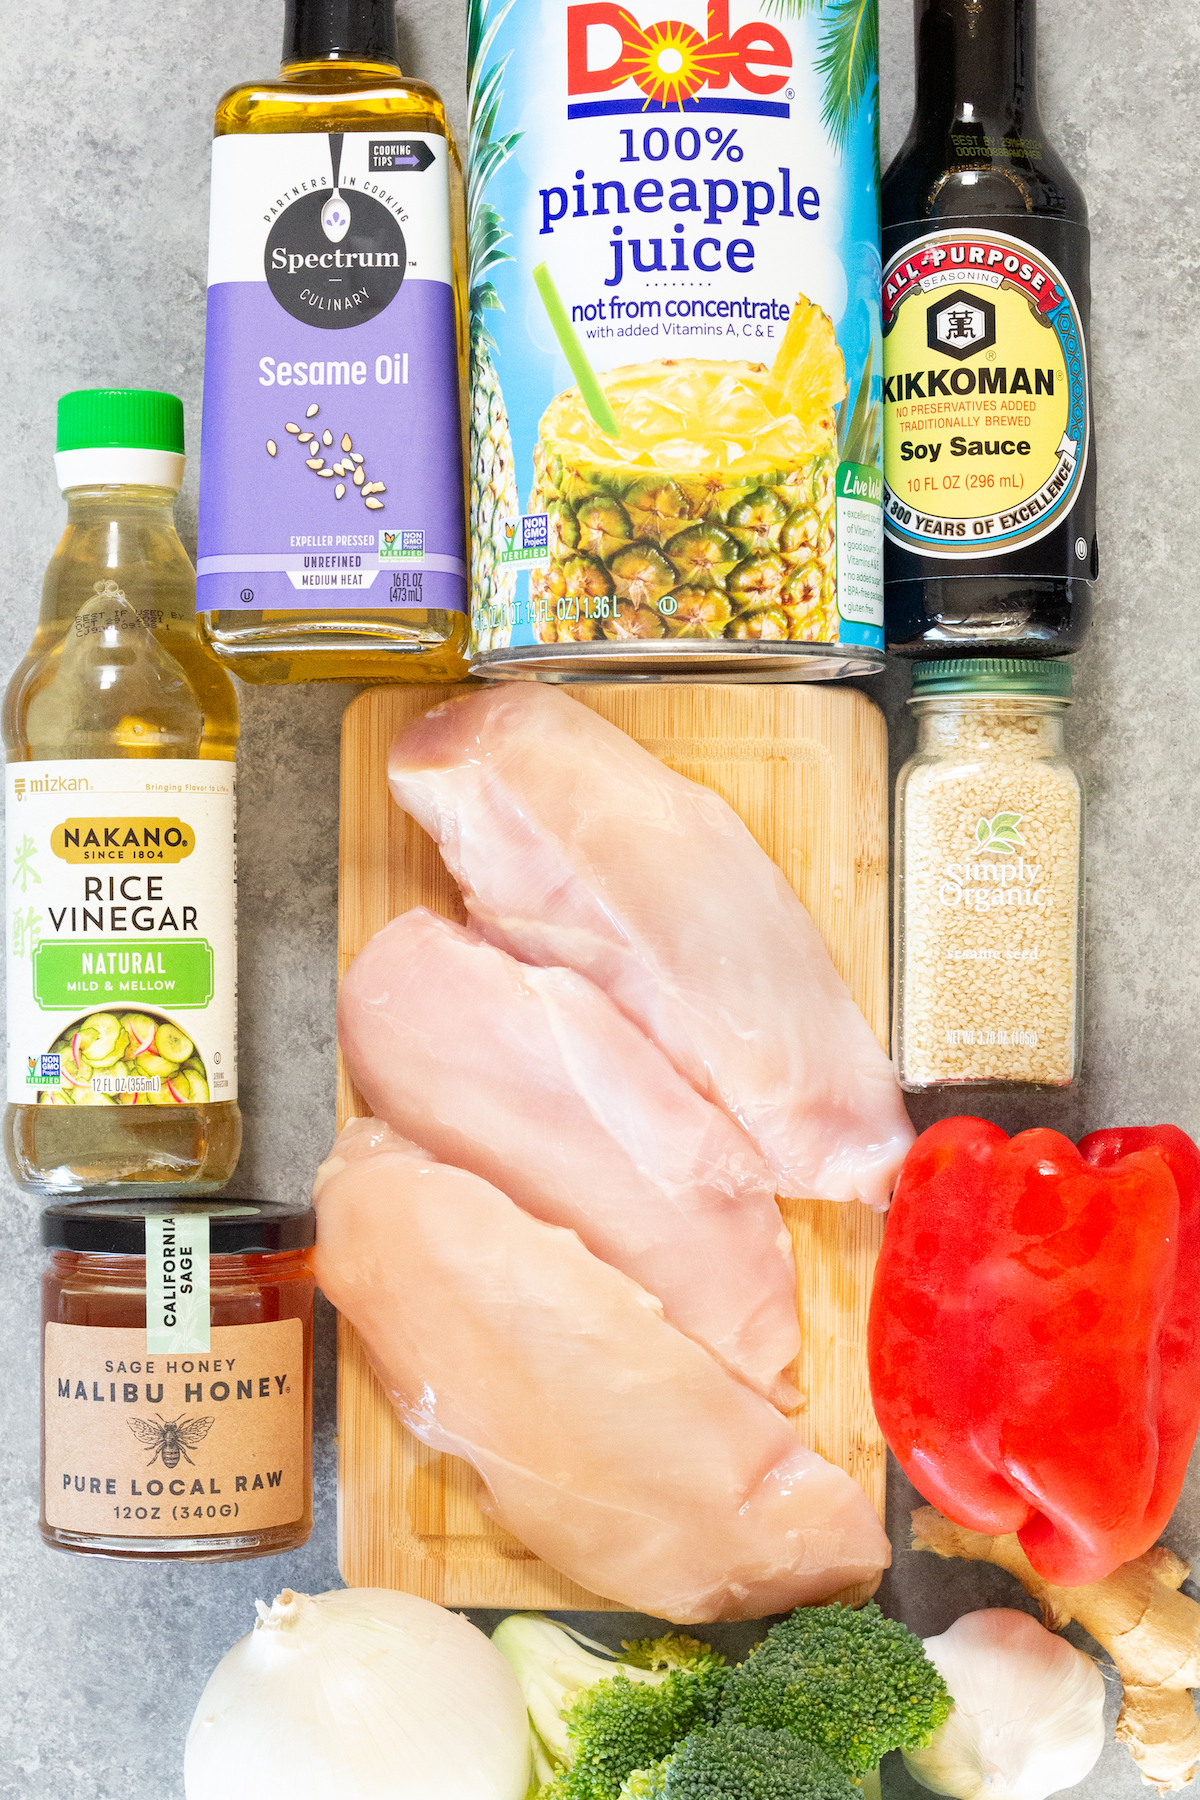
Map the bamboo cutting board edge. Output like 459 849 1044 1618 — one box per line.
336 681 889 1612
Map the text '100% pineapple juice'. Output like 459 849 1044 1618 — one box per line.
467 0 886 680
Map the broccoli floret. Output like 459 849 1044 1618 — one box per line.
615 1762 669 1799
618 1725 858 1799
540 1667 728 1800
719 1602 953 1777
493 1614 717 1789
620 1635 726 1675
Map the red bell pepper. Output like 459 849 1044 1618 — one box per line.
868 1117 1200 1586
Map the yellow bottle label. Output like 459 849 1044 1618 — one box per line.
6 759 237 1105
882 228 1089 561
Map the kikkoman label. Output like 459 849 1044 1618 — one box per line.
43 1321 304 1537
882 227 1090 563
6 760 237 1106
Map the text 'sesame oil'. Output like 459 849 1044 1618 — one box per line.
468 0 886 681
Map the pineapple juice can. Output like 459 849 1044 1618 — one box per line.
467 0 885 679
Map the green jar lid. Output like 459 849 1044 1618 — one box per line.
911 657 1073 698
57 388 185 455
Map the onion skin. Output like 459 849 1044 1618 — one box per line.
184 1587 532 1800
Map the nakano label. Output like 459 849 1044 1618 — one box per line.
6 760 237 1107
51 817 196 863
881 228 1089 559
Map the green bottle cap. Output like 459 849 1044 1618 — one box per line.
910 657 1073 699
56 389 185 455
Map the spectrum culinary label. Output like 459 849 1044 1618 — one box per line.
197 130 467 614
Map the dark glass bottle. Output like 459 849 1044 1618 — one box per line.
882 0 1096 657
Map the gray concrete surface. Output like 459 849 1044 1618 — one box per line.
1 0 1197 1794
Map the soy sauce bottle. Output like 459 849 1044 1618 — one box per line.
882 0 1097 657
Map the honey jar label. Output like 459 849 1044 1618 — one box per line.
145 1213 211 1353
43 1321 304 1537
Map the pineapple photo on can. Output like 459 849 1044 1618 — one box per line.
528 297 844 645
466 0 885 679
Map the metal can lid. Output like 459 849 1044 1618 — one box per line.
41 1199 315 1256
910 657 1073 699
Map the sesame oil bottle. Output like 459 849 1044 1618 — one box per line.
196 0 469 683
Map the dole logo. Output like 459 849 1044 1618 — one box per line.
568 0 791 106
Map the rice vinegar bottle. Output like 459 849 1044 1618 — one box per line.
197 0 469 683
4 390 241 1196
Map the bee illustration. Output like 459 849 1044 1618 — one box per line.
127 1412 214 1470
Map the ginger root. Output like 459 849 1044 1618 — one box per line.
912 1506 1200 1792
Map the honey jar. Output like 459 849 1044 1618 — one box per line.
40 1198 314 1560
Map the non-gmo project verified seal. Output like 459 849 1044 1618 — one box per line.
500 514 550 568
378 530 425 562
27 1053 60 1086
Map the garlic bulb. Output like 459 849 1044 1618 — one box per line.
902 1608 1106 1800
185 1587 532 1799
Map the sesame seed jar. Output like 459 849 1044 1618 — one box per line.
894 658 1083 1090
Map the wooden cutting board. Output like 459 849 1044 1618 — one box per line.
337 682 891 1611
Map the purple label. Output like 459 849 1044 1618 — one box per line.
197 280 466 613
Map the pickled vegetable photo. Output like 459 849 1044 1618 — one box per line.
36 1009 207 1106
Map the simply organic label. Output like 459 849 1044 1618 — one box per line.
198 131 467 615
898 780 1082 1088
43 1321 303 1537
6 761 237 1106
882 227 1090 563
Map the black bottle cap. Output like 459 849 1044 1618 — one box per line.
42 1199 316 1256
283 0 400 65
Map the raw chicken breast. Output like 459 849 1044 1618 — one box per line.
312 1119 890 1622
387 684 914 1209
338 907 799 1402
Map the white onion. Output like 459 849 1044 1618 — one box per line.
185 1587 532 1799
